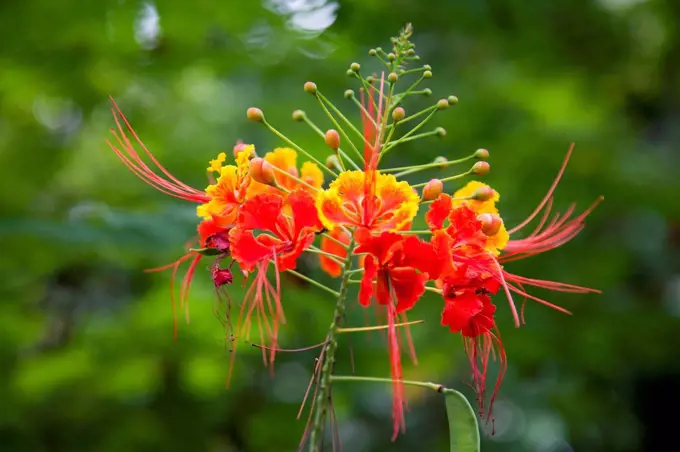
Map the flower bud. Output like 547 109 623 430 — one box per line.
388 72 399 83
368 48 377 56
346 69 354 76
350 62 360 72
387 53 396 61
472 186 495 201
212 266 233 287
433 156 448 169
324 154 341 171
292 110 306 122
344 89 354 99
325 129 340 150
422 179 443 201
474 148 489 160
472 161 490 176
447 95 459 105
392 107 405 122
435 127 446 137
249 157 276 186
366 76 375 84
246 107 264 122
423 88 432 96
436 99 449 110
423 64 432 71
478 213 503 236
423 70 433 78
304 81 317 94
326 154 341 170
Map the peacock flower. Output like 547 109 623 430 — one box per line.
319 228 351 278
316 170 419 232
196 147 254 228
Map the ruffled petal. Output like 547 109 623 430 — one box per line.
389 266 428 313
229 228 277 271
320 228 350 278
425 194 452 230
237 193 284 234
288 189 323 238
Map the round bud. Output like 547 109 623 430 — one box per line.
422 179 443 201
472 161 490 176
249 157 276 186
423 88 432 96
369 48 377 56
388 72 399 83
406 49 415 55
350 62 360 72
344 89 354 99
366 76 375 84
447 95 459 105
292 110 306 122
436 99 449 110
472 186 495 201
423 64 432 71
392 107 405 122
304 81 317 94
346 69 354 76
387 53 396 61
376 47 382 52
325 154 341 170
423 70 432 78
478 213 503 236
435 127 446 137
324 129 340 150
246 107 264 122
433 156 448 169
474 148 489 160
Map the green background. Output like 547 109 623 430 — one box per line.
1 1 679 451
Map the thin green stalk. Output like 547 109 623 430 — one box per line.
306 247 344 265
308 236 355 452
286 269 339 297
412 170 472 188
384 155 474 176
385 104 437 130
382 109 437 156
329 375 445 392
336 319 424 333
317 91 369 155
300 115 360 171
269 165 318 192
261 118 338 178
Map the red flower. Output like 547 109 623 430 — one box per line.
230 189 323 272
354 228 439 440
319 228 351 278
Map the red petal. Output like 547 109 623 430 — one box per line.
278 231 315 272
229 228 277 271
389 266 428 313
359 255 378 307
355 231 403 265
288 189 323 238
237 193 284 234
441 290 484 333
425 193 452 230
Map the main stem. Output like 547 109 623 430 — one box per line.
308 236 355 452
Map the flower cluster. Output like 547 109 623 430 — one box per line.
107 25 601 446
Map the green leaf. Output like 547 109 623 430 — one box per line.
443 389 480 452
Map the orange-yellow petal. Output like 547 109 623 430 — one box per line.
320 228 350 278
453 181 499 215
301 161 324 189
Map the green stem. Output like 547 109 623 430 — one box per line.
300 115 360 171
411 171 472 189
308 236 355 452
261 118 338 178
286 270 339 297
383 155 474 175
330 375 445 392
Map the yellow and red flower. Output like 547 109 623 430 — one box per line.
247 147 323 197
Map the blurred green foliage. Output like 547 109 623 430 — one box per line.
1 1 679 451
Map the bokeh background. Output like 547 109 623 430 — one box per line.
1 1 679 451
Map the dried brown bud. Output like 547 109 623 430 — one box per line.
422 179 443 201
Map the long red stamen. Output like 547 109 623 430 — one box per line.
508 143 575 235
464 329 506 430
107 98 210 203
